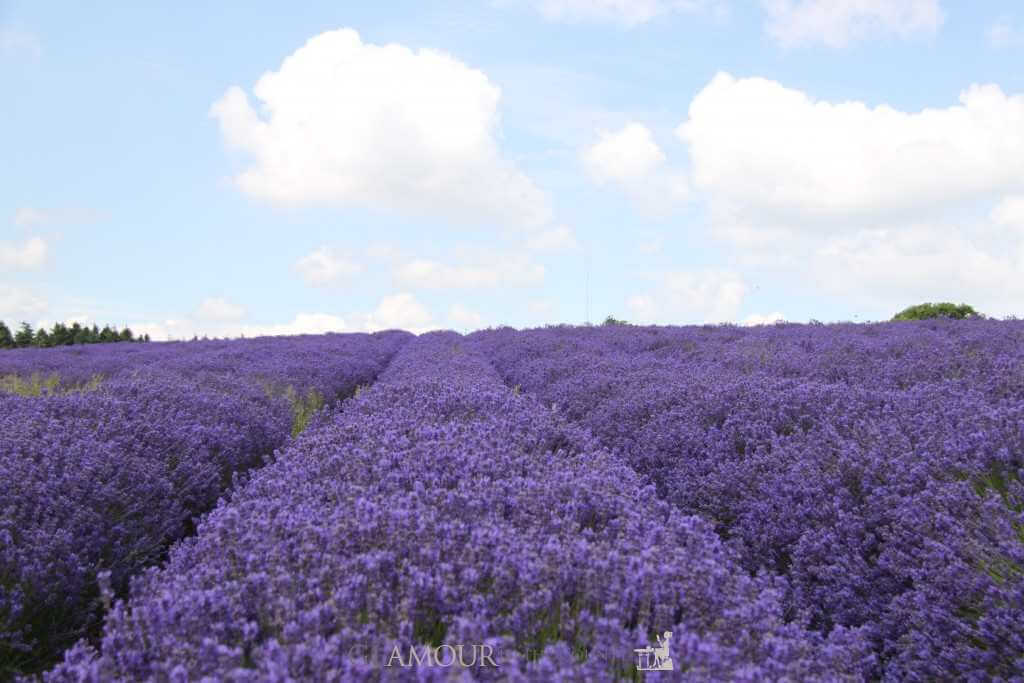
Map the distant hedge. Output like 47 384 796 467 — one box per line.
0 321 149 349
892 302 982 321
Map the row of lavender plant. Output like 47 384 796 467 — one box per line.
466 320 1024 680
46 332 870 681
1 331 412 677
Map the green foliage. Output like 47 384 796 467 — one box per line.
893 302 982 321
14 322 35 347
0 319 149 349
602 315 629 326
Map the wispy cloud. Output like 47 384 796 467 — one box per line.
13 207 107 228
0 26 41 60
987 17 1019 48
0 237 47 270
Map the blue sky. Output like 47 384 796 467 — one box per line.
3 1 1024 338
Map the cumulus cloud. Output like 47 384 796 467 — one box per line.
447 304 485 330
804 215 1024 317
295 246 363 286
583 123 666 183
0 285 47 317
13 207 106 228
678 73 1024 236
742 311 786 326
210 28 552 231
761 0 944 48
131 313 349 341
361 292 433 332
672 73 1024 317
196 297 246 321
627 269 746 324
496 0 723 27
0 236 47 269
133 293 438 340
395 253 544 289
581 122 690 214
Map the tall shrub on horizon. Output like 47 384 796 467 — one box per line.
892 302 981 321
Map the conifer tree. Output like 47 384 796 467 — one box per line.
14 322 35 347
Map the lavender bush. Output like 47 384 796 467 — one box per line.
8 321 1023 679
47 333 870 681
1 332 411 676
467 320 1024 679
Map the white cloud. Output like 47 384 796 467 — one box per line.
991 195 1024 228
210 28 552 230
133 292 438 340
0 236 47 269
447 304 485 330
526 224 579 251
295 246 363 286
0 285 47 317
673 74 1024 317
988 18 1019 48
361 292 433 332
761 0 944 48
0 27 41 59
627 269 746 324
678 73 1024 236
13 207 106 228
742 311 786 326
807 221 1024 319
582 123 666 183
196 297 246 321
395 254 544 289
131 313 349 341
497 0 724 27
581 122 691 214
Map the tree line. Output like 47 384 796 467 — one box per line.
0 321 151 349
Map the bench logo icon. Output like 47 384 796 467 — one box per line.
634 631 674 672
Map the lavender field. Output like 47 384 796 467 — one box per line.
3 320 1023 681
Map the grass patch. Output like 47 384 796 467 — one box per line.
0 372 102 396
284 386 325 437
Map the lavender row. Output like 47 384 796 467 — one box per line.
47 332 870 681
2 331 411 677
0 332 410 399
467 321 1024 680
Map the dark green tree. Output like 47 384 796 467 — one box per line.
602 315 629 326
119 327 134 342
14 322 35 347
34 328 51 347
892 302 982 321
49 322 70 346
70 322 87 345
0 321 13 348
